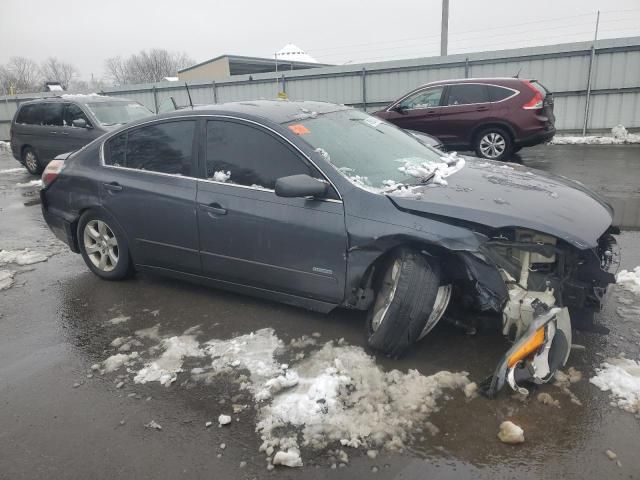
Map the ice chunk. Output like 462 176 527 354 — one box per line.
617 267 640 294
212 170 231 182
16 180 43 188
103 352 138 372
497 421 525 444
0 249 50 266
590 357 640 414
134 335 204 387
0 270 16 291
272 449 303 467
144 420 162 430
108 315 130 325
464 382 478 399
537 392 560 407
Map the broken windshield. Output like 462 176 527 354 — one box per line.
285 109 464 192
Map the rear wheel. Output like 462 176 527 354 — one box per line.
78 210 132 280
474 127 513 161
366 247 443 358
22 147 42 175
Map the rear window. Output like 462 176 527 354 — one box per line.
445 84 489 105
487 85 516 102
16 104 38 124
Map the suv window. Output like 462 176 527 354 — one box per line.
446 84 489 105
105 120 196 176
398 87 443 110
63 103 91 127
206 120 320 191
487 85 515 102
40 102 64 126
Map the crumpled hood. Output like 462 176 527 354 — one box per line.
387 158 613 249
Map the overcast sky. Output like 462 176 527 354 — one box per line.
1 0 639 80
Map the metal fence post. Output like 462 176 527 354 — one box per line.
361 68 367 110
212 81 217 104
582 10 600 135
282 74 286 94
152 86 159 114
465 57 470 78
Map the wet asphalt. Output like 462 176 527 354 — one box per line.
1 144 639 480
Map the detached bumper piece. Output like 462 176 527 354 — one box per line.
479 300 572 398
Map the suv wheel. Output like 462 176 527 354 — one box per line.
22 147 42 175
474 128 513 161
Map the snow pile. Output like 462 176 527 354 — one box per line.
212 170 231 182
0 141 10 152
134 335 204 387
0 249 50 266
103 351 139 372
590 357 640 414
497 421 525 444
551 125 640 145
0 167 27 174
0 270 16 290
16 179 42 188
256 342 469 455
396 152 465 187
617 267 640 294
107 315 130 325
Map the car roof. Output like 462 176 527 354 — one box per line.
19 94 131 106
159 100 352 125
418 77 528 88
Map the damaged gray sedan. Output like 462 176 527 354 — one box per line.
39 100 618 397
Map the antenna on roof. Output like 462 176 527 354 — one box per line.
513 67 522 78
184 82 194 109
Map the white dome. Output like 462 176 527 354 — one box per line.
276 43 318 63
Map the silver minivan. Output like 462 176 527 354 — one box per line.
10 95 153 174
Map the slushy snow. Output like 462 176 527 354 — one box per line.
617 267 640 294
16 179 43 188
0 270 16 290
0 141 10 152
551 125 640 145
590 357 640 414
0 249 50 266
134 335 204 386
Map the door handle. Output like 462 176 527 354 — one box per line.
200 203 227 216
102 182 123 192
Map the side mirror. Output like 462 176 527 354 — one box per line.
275 174 328 198
392 104 408 115
72 118 90 129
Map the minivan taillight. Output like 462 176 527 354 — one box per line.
522 81 543 110
42 159 65 187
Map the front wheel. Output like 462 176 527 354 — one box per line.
474 128 513 161
366 247 443 358
78 210 132 280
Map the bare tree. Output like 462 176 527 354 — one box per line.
0 56 41 93
40 57 78 90
105 49 194 85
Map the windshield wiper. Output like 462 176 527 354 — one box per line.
385 173 436 192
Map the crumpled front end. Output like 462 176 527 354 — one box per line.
457 227 618 397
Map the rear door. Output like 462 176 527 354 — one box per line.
196 118 347 303
379 86 445 135
35 102 66 160
100 119 200 274
61 103 101 151
438 83 492 145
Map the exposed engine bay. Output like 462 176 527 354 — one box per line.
448 227 619 397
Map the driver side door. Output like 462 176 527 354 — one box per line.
196 118 348 304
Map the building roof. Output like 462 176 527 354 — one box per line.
276 44 318 63
178 54 330 76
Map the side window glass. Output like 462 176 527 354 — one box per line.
399 87 443 110
205 120 313 190
105 121 195 176
16 104 35 124
63 103 91 127
446 84 489 105
40 103 64 126
487 85 514 102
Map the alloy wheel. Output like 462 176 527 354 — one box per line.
479 132 506 159
371 259 401 332
24 151 38 172
83 219 119 272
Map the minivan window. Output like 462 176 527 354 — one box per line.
205 120 315 190
16 104 38 124
398 87 443 110
39 103 64 126
105 120 195 176
63 103 91 127
446 84 489 105
487 85 515 102
86 101 153 126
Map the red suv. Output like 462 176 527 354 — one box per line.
374 78 555 160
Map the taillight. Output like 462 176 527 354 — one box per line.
522 81 543 110
42 159 65 187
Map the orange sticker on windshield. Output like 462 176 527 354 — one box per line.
288 124 310 135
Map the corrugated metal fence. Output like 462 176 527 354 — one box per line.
1 36 639 140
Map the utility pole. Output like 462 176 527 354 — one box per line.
441 0 449 56
582 10 600 136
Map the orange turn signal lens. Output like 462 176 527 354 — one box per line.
507 327 546 368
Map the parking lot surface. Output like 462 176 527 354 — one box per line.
1 144 639 480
